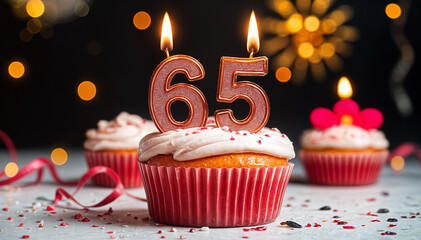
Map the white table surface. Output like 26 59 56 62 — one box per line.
0 149 420 240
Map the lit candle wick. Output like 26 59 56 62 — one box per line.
165 48 170 58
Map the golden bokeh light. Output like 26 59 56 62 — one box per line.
263 0 358 83
77 81 96 101
8 61 25 79
298 42 314 58
304 16 320 32
320 42 335 58
27 18 43 34
51 148 68 165
286 14 303 33
74 1 90 17
133 11 151 30
337 76 353 98
275 67 292 82
5 162 19 178
26 0 45 18
19 28 33 42
391 156 405 171
385 3 401 19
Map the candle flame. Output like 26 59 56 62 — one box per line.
337 76 353 99
247 11 260 55
160 12 173 53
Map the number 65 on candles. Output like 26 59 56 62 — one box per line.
149 11 269 133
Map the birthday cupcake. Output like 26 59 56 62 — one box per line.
300 99 389 186
138 121 295 227
84 112 157 188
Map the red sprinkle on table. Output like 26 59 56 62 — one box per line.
333 209 338 212
389 224 397 227
337 221 348 225
19 223 24 227
157 230 163 234
366 212 378 217
367 198 376 202
333 220 340 223
22 235 30 239
2 208 9 212
46 206 54 211
82 217 90 222
305 224 311 227
314 223 321 227
343 226 355 229
189 228 196 233
7 217 13 221
19 214 24 217
108 207 113 213
106 222 112 225
60 223 69 226
73 213 83 220
371 220 380 222
38 224 44 228
58 218 64 221
92 225 98 227
107 231 114 234
161 236 165 239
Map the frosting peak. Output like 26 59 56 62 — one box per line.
138 125 295 162
301 124 389 150
84 112 157 151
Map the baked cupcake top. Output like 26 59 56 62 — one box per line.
84 112 157 151
138 122 295 162
301 99 389 150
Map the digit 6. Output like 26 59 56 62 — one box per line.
149 55 208 132
215 56 269 133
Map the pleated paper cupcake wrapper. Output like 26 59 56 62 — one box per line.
300 151 389 186
139 163 293 227
84 151 143 188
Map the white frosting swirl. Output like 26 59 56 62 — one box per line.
84 112 158 151
301 124 389 150
138 125 295 162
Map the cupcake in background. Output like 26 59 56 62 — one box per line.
138 122 295 227
300 99 389 186
84 112 157 188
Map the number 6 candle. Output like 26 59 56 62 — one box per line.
149 12 208 132
215 11 269 133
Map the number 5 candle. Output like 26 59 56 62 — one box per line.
149 12 208 132
215 11 269 133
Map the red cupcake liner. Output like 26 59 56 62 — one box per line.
139 163 293 227
300 150 388 186
84 151 143 188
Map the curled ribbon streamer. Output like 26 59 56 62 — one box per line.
0 129 146 210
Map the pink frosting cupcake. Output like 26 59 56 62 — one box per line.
138 121 295 227
300 99 389 185
84 112 157 188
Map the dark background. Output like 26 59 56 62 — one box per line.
0 0 420 151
